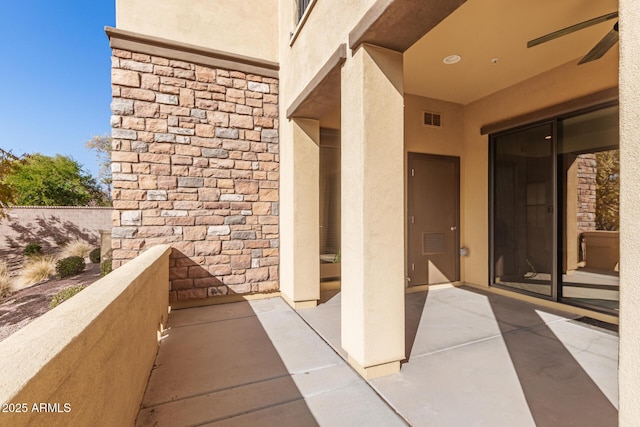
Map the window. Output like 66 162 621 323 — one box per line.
290 0 316 45
297 0 312 23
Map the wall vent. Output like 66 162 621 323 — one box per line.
423 111 442 128
423 232 446 254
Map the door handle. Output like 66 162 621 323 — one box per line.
450 226 457 231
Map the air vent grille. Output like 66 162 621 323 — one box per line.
423 232 445 254
423 111 442 128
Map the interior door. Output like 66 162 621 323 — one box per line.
408 153 460 285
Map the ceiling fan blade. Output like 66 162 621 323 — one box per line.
527 11 618 48
578 24 619 64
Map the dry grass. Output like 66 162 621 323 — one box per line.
14 256 57 290
59 239 94 259
0 261 10 299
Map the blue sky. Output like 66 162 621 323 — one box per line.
0 1 115 178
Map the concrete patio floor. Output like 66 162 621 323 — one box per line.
136 296 406 426
137 285 618 426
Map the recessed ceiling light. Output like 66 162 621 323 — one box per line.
443 54 461 65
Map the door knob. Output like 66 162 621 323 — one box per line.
450 226 457 231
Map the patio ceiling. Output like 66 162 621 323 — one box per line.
403 0 619 104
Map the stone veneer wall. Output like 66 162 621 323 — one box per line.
110 48 279 302
577 154 597 232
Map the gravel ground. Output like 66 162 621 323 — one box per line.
0 263 101 342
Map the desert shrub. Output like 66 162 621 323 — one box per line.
59 239 94 259
101 259 112 277
56 256 85 278
0 261 10 299
15 256 56 290
89 248 101 264
23 242 42 257
50 285 86 309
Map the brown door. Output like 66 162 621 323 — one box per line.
408 153 460 285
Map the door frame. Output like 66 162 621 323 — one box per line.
488 101 620 315
407 152 461 286
488 120 558 301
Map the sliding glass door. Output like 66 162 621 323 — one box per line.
490 104 619 314
491 122 555 298
559 105 619 312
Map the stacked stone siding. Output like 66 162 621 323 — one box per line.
577 154 597 232
110 48 279 302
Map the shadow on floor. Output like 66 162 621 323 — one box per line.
482 288 618 427
304 285 618 426
313 288 429 362
136 301 319 426
404 290 428 361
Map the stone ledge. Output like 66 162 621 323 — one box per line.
106 27 279 79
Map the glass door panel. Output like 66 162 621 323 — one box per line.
559 106 619 312
492 123 554 297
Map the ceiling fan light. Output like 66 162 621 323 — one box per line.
443 54 462 65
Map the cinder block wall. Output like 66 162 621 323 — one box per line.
110 48 279 302
0 206 112 252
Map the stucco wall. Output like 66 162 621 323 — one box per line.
0 244 170 427
279 0 376 102
462 52 618 286
278 0 376 302
116 0 279 63
0 207 112 253
401 51 617 289
404 95 465 280
405 95 465 158
618 0 640 423
277 0 378 152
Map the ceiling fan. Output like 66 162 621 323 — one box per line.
527 11 619 65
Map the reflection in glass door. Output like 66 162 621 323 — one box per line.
490 104 620 314
492 123 554 297
559 106 619 312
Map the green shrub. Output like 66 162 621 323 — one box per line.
56 256 85 278
101 259 112 277
50 285 86 309
24 242 42 257
89 248 101 264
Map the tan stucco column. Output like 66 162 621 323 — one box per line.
340 44 405 379
279 119 320 308
564 157 579 272
619 0 640 424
